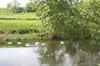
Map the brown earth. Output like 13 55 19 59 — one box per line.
0 35 6 41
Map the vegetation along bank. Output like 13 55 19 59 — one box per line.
0 0 100 41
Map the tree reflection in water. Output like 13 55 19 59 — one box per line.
36 40 100 66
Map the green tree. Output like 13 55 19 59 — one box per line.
12 0 20 8
36 0 100 39
11 0 23 13
25 1 37 12
7 2 12 8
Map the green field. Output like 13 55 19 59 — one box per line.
0 8 47 40
0 8 43 34
0 13 38 19
0 20 43 34
0 8 38 19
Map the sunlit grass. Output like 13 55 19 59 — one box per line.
0 13 38 19
0 8 38 19
0 8 48 41
4 33 47 41
0 20 43 34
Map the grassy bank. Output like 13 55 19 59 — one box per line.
0 20 44 34
0 13 38 19
0 20 48 41
0 8 49 41
0 8 44 34
0 8 38 19
3 33 48 41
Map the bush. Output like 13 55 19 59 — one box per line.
24 2 36 12
4 36 13 41
93 30 100 40
0 30 4 34
15 35 22 40
37 0 100 39
11 7 24 13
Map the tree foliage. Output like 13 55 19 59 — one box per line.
36 0 100 39
25 1 37 12
11 0 24 13
7 2 12 8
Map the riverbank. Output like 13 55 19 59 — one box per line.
0 33 50 41
0 36 100 66
0 8 46 41
0 35 6 41
0 20 43 34
0 8 99 41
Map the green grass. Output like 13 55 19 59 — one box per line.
0 8 38 19
0 20 44 34
0 8 48 41
0 8 45 34
0 13 38 19
4 33 48 41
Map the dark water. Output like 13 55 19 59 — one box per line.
0 40 100 66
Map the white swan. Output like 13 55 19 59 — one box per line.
8 42 13 45
41 43 46 46
60 41 64 44
35 42 39 46
25 43 31 47
17 42 22 45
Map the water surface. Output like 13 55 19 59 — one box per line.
0 40 100 66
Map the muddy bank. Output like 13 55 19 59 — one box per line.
0 35 6 41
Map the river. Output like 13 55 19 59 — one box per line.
0 40 100 66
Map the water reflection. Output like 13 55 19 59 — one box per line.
0 40 99 66
36 40 100 66
0 48 40 66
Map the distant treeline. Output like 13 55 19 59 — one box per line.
6 0 37 13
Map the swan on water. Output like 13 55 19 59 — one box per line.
60 41 64 44
17 42 22 45
8 42 13 45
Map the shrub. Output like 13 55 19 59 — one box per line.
4 36 13 41
11 7 24 13
24 2 36 12
15 35 22 40
93 30 100 40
